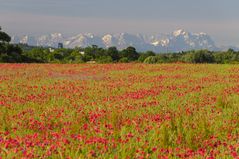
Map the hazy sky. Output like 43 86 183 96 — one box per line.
0 0 239 46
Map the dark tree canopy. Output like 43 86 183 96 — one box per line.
0 27 11 43
0 27 23 62
121 46 139 61
107 47 119 61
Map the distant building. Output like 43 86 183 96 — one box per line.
86 60 96 64
49 48 55 53
58 43 63 49
80 51 85 55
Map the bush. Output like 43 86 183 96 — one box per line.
138 51 156 63
96 56 113 63
0 53 22 63
120 47 139 61
144 56 159 64
119 57 129 63
181 50 214 63
180 53 194 63
193 50 214 63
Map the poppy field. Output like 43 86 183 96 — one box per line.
0 63 239 159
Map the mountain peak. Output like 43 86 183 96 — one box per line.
12 30 221 52
50 33 63 37
173 29 188 36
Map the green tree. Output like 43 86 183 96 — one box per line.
181 50 214 63
84 45 100 60
24 48 48 62
65 49 84 63
227 48 235 53
0 44 23 62
144 56 159 64
0 27 11 43
96 56 113 63
0 27 23 62
180 51 194 63
138 51 156 62
193 50 214 63
106 47 119 61
121 46 139 61
119 57 129 63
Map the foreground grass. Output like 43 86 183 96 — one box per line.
0 63 239 158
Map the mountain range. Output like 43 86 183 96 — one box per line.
11 29 238 52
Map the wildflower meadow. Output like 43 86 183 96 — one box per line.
0 64 238 158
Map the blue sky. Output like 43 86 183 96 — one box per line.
0 0 239 46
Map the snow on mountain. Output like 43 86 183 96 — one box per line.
64 33 105 48
18 35 37 46
113 33 153 51
173 29 187 37
11 36 21 44
102 34 116 47
37 33 65 48
160 29 217 52
12 29 220 52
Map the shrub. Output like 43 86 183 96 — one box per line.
144 56 159 64
96 56 113 63
119 57 129 63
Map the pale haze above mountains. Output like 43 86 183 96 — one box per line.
12 29 238 53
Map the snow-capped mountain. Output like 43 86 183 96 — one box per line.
64 33 105 48
37 33 65 47
12 29 222 52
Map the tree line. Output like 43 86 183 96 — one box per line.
1 27 239 64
